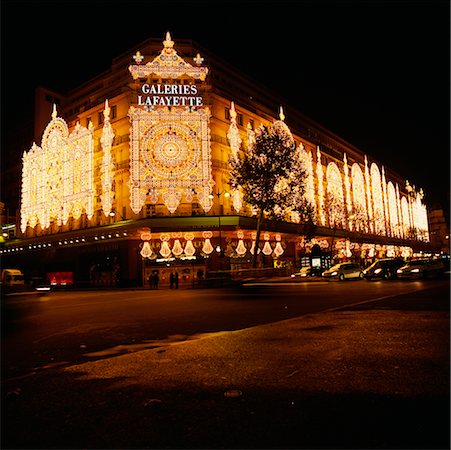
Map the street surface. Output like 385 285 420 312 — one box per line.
2 278 450 449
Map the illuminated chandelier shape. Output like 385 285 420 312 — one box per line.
171 232 184 257
202 231 214 255
100 99 115 217
273 234 284 258
183 233 196 257
235 231 247 257
159 233 172 258
249 232 261 255
262 233 273 256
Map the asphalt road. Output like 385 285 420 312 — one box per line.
2 278 450 449
2 278 449 381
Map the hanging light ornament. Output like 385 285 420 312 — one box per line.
273 234 284 258
139 228 153 259
171 232 184 257
235 231 247 256
183 232 196 257
202 231 214 255
160 233 172 258
249 232 261 255
140 241 153 259
262 233 273 256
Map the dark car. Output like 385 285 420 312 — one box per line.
291 266 323 278
397 259 445 279
362 258 405 281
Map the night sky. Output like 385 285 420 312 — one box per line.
1 0 450 214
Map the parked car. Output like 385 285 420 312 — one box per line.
362 258 405 281
396 259 445 279
291 266 323 278
322 262 363 281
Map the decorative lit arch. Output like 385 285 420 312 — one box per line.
387 182 399 237
401 196 411 237
326 162 345 228
370 163 386 235
351 163 367 232
299 145 316 220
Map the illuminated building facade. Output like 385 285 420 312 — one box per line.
3 33 431 287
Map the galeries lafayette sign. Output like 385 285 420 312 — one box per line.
138 83 203 107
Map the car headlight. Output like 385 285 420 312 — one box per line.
374 268 382 274
301 273 307 277
331 271 338 276
291 274 295 278
411 268 420 273
397 269 402 273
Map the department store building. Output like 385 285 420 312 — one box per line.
2 33 431 287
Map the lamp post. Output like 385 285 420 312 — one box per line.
109 209 126 221
208 191 230 256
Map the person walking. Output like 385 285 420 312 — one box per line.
169 271 175 289
174 270 179 289
153 271 159 289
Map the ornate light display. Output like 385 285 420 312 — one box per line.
235 231 247 256
227 101 243 212
273 234 284 258
316 146 326 225
21 105 94 232
201 231 214 255
128 33 213 215
183 233 196 257
298 144 316 220
351 163 368 232
326 162 345 228
100 100 115 217
262 233 273 256
129 32 208 81
371 163 386 235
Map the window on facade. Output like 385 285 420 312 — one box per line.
98 112 104 125
237 114 243 126
225 107 230 120
111 105 117 119
249 118 254 129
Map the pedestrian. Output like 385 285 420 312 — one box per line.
174 270 179 289
148 273 153 289
153 271 159 289
170 271 175 289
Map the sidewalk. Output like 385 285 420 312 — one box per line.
4 299 449 449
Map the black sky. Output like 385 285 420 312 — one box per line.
1 0 450 213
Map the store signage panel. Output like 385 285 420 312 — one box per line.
138 83 203 107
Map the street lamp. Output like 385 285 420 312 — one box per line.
208 191 230 256
109 209 126 221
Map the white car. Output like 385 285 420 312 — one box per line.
322 262 363 281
